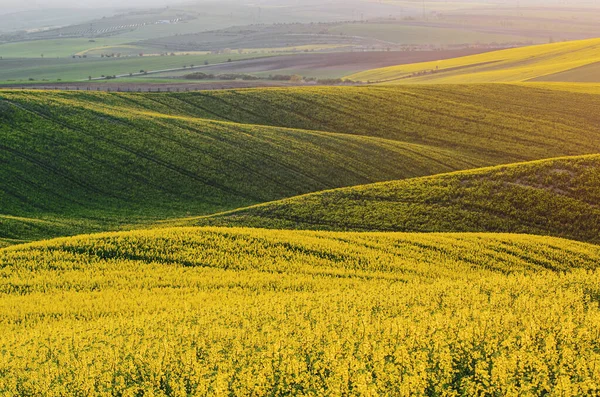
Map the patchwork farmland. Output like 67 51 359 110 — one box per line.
4 3 600 395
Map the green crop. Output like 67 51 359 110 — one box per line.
0 53 268 83
184 154 600 243
4 84 600 244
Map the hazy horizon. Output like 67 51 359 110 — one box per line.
0 0 184 12
3 0 600 13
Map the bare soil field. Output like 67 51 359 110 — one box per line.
0 80 320 92
165 49 494 77
531 62 600 83
0 49 495 89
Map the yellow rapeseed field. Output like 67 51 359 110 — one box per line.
1 227 600 396
348 38 600 83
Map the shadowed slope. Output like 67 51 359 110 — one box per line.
4 85 600 243
0 90 478 242
180 155 600 243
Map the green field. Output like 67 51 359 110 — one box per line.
183 155 600 243
4 84 600 243
2 227 600 395
0 53 269 83
0 88 477 242
349 38 600 83
0 38 133 58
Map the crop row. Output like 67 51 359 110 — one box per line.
193 154 600 243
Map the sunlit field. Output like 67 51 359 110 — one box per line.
2 227 600 395
349 38 600 83
4 2 600 394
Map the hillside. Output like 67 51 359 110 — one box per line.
348 38 600 83
2 226 600 395
4 85 600 243
180 155 600 243
0 90 474 243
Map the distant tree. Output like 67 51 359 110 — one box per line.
89 76 92 81
227 58 232 62
204 60 209 65
41 54 44 58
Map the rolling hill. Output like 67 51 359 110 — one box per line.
6 5 600 395
1 226 600 395
4 32 600 396
179 155 600 243
348 38 600 83
4 84 600 243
